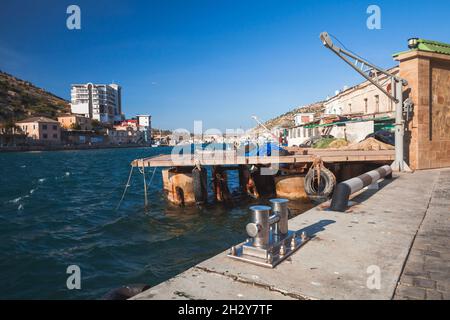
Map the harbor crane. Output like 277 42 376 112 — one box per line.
320 32 411 172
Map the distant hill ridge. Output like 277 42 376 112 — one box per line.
254 101 325 133
0 70 69 124
0 70 323 132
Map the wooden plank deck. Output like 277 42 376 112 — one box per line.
131 149 395 167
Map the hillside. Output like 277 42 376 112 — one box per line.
0 71 70 124
253 101 325 133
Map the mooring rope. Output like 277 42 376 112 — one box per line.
115 165 134 211
147 167 157 188
140 164 148 207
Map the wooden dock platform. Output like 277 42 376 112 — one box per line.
131 149 395 167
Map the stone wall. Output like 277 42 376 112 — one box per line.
396 51 450 170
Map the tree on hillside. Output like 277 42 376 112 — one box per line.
1 119 23 135
0 119 25 146
91 119 101 128
70 123 82 130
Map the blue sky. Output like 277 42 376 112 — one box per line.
1 0 449 130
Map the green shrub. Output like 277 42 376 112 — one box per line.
312 138 337 149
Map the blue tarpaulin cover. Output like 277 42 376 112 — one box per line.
245 142 286 157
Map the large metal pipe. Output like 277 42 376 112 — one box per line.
330 165 393 212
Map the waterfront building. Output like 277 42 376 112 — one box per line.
57 114 92 131
118 119 139 129
287 125 321 147
323 67 398 118
107 126 144 144
16 117 61 143
136 115 152 143
287 68 399 147
61 130 106 145
115 116 152 143
70 83 124 124
169 129 191 146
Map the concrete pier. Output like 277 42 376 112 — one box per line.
132 168 450 300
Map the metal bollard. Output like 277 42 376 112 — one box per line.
230 199 310 268
246 205 271 247
270 198 289 235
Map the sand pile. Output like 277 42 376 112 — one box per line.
327 139 349 149
345 137 394 151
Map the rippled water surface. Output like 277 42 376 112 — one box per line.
0 147 313 299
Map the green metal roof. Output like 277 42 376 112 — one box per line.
303 116 393 129
393 38 450 57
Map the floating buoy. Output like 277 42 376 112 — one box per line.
162 168 196 206
274 175 309 202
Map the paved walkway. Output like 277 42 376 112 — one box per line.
394 169 450 300
133 168 450 300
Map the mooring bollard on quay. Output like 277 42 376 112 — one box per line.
329 165 393 212
228 199 309 268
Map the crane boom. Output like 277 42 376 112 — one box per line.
251 115 279 141
320 32 411 172
320 32 407 102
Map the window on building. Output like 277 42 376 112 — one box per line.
53 134 57 139
375 95 380 113
42 124 47 130
43 134 48 139
364 98 368 114
53 125 57 130
348 103 352 114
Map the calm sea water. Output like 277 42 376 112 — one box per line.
0 147 313 299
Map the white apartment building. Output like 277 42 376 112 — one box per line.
286 113 317 147
288 126 321 147
136 115 152 142
70 83 124 124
